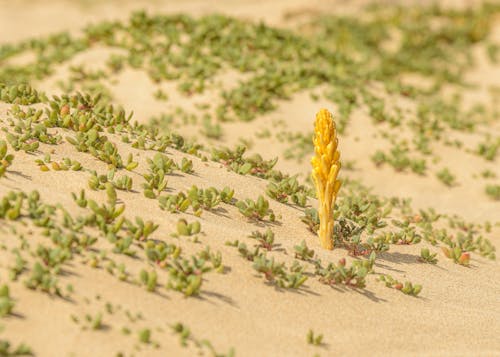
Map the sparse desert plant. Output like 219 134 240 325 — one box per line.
117 264 128 281
441 246 470 266
265 175 308 206
311 109 341 250
252 254 308 289
125 216 159 241
0 284 15 317
371 142 426 175
85 312 103 330
9 252 27 281
314 253 375 288
294 240 315 261
66 129 125 168
378 274 422 296
227 240 306 289
0 191 24 220
0 339 33 356
0 140 14 177
301 207 320 233
228 241 261 261
124 153 139 171
219 186 236 204
197 246 224 273
187 186 220 210
0 83 45 104
179 157 194 173
418 248 438 264
485 184 500 200
476 135 499 161
333 218 372 256
143 155 170 198
306 329 323 346
35 156 82 172
278 270 309 289
138 328 152 344
105 182 117 205
170 321 235 355
111 236 135 257
436 167 456 187
174 218 201 237
166 256 210 296
113 173 133 191
145 240 181 266
236 195 275 221
87 199 125 224
193 185 235 208
158 192 193 214
480 169 496 179
248 228 275 251
139 269 158 292
252 255 285 282
375 222 422 245
24 262 62 296
171 322 191 346
211 145 277 178
201 117 223 139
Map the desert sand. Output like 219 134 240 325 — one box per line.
0 1 499 356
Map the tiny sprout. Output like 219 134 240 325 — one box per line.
0 284 15 317
294 240 315 261
180 157 194 173
249 228 275 251
0 140 14 177
71 189 88 208
307 329 323 346
436 168 456 187
105 183 117 205
139 269 158 292
315 254 375 288
117 264 128 281
125 153 139 171
175 219 201 236
301 208 320 233
418 248 438 264
166 257 208 296
485 184 500 200
266 175 308 206
138 328 151 344
0 340 33 356
171 322 191 346
91 312 103 330
235 195 275 222
198 246 224 273
441 247 470 266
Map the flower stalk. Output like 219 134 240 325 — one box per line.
311 109 341 250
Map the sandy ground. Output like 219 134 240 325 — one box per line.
0 1 499 356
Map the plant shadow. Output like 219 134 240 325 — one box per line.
197 290 238 307
6 170 32 180
377 251 419 265
324 284 387 303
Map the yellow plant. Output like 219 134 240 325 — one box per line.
311 109 341 250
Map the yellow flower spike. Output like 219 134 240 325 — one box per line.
311 109 342 250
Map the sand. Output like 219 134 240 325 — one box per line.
0 1 499 356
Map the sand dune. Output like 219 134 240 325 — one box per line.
0 1 499 356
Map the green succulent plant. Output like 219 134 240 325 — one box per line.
235 195 275 221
